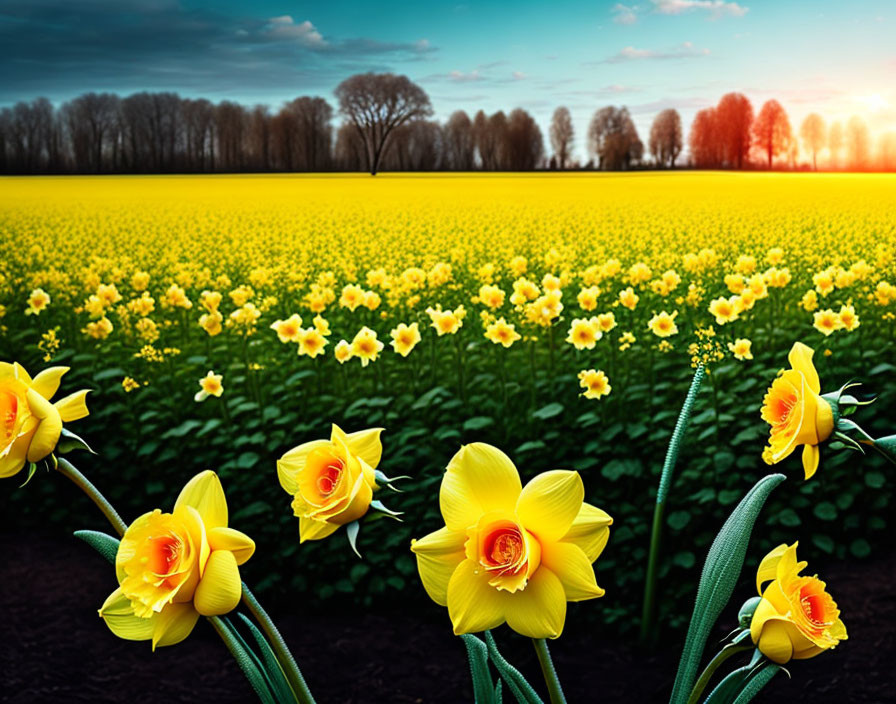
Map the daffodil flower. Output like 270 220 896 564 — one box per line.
412 443 612 639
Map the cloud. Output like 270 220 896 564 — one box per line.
512 71 527 80
651 0 748 18
612 3 639 25
263 16 326 48
603 42 711 63
448 70 482 83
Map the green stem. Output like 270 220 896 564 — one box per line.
640 364 705 647
532 639 566 704
55 457 126 537
686 644 753 704
208 616 275 704
241 583 316 704
640 500 665 647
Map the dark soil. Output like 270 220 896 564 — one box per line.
1 530 892 703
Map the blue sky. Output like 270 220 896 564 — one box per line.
2 1 894 157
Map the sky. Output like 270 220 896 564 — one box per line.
2 0 895 159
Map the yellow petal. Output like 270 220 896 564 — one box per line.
174 470 228 530
13 362 33 385
177 504 210 584
208 526 255 565
299 516 341 542
25 388 62 462
342 426 385 469
411 526 466 606
54 389 90 422
446 558 506 635
99 587 156 642
802 444 820 480
788 342 820 394
755 619 798 664
439 443 522 532
516 470 583 543
193 550 242 616
277 439 330 495
560 502 613 561
829 618 848 640
0 428 34 478
152 603 201 650
539 540 604 602
30 366 69 400
755 543 790 595
502 566 567 639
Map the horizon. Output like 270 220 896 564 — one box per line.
2 1 895 162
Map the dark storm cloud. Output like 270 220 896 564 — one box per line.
0 0 436 103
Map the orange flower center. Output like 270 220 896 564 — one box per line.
316 458 344 497
1 391 19 442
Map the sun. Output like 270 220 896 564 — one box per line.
858 93 889 112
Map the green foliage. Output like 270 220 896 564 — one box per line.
670 473 786 704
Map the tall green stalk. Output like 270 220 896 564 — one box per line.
56 457 127 537
640 364 705 647
532 639 566 704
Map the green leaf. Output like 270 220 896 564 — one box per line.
813 502 838 521
668 511 691 531
532 402 564 421
74 530 120 565
209 616 278 704
669 473 786 704
777 508 801 527
460 634 498 704
235 614 300 703
56 427 96 455
812 535 835 554
464 416 494 431
850 538 871 558
483 631 544 704
516 440 547 454
864 471 886 489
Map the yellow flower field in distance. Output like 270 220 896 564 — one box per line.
1 173 894 281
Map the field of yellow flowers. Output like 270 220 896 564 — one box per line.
1 172 894 635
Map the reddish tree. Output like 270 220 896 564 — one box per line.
688 108 720 168
716 92 754 168
753 99 792 169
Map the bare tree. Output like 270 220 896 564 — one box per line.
828 121 843 169
444 111 475 170
334 73 432 175
846 116 871 170
506 109 544 170
278 97 333 171
549 107 574 169
334 122 366 171
648 108 682 167
799 113 826 171
588 106 642 170
753 99 792 169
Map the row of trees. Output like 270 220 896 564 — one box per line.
1 74 893 174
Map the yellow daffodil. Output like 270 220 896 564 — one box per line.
484 318 521 347
647 310 678 338
761 342 833 479
578 369 611 399
351 326 384 366
708 296 740 325
566 318 601 350
0 362 90 478
750 542 846 664
411 443 612 639
577 286 600 311
270 314 303 343
813 309 842 336
277 424 383 541
199 311 223 336
298 327 328 358
390 322 421 357
728 338 753 360
334 339 353 363
838 304 859 331
478 284 506 309
26 288 51 315
195 371 223 402
595 312 616 333
99 471 255 649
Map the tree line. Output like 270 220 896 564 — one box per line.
1 73 894 174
